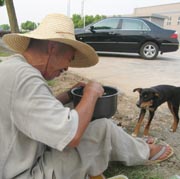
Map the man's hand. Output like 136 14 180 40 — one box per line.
83 81 104 99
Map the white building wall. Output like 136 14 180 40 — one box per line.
134 3 180 38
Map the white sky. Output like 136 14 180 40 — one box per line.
0 0 180 25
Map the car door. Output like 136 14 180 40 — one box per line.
77 18 121 52
119 18 151 53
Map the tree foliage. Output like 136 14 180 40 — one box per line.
0 0 4 6
0 24 10 30
21 21 37 31
72 14 107 28
72 14 82 28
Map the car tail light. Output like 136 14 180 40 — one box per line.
170 32 178 39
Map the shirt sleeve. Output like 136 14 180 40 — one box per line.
11 65 79 151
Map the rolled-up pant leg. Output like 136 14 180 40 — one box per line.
50 118 150 179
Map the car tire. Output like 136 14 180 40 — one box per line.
140 42 159 60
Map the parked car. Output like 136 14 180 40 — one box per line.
0 28 11 37
75 17 179 59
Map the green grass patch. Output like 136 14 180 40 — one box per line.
0 51 10 57
104 162 164 179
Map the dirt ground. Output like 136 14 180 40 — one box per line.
51 71 180 179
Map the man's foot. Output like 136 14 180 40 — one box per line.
143 136 157 144
147 144 174 164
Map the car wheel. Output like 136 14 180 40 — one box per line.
140 42 159 60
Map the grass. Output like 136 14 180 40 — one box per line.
0 50 11 57
104 162 164 179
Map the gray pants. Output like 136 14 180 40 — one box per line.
32 118 150 179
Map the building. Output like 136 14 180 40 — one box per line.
133 3 180 38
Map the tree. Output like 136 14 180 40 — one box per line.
94 15 106 22
21 21 37 31
0 24 10 30
0 0 19 32
72 14 82 28
5 0 19 32
85 15 94 26
0 0 4 6
72 14 107 28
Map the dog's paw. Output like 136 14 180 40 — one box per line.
143 135 149 138
169 127 176 132
169 128 174 132
131 133 137 137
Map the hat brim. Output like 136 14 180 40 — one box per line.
3 33 98 68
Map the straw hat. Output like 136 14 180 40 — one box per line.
2 13 99 68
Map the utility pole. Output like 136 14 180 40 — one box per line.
81 0 86 28
67 0 71 17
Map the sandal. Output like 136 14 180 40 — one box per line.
143 136 157 144
146 144 174 165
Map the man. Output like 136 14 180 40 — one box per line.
0 13 173 179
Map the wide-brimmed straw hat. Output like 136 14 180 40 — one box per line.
2 13 98 68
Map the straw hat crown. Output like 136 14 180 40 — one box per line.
28 14 75 40
3 13 99 68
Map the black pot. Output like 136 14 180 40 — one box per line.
71 86 118 120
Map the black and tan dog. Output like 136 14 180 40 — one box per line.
132 85 180 137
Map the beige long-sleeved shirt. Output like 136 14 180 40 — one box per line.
0 55 78 179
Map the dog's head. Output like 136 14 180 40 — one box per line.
133 87 159 109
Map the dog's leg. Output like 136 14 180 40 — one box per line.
143 110 155 136
132 109 146 137
168 101 179 132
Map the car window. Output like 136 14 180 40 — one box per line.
121 19 150 30
93 18 119 30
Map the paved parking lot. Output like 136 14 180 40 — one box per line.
70 50 180 97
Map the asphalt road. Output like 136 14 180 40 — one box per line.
70 50 180 97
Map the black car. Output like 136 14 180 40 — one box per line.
75 17 179 59
0 28 11 37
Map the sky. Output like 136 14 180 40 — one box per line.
0 0 180 25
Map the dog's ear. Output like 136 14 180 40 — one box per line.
133 88 142 93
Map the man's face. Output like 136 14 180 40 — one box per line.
44 42 75 80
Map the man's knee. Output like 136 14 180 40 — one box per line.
89 118 112 130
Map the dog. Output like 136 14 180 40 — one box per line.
132 85 180 137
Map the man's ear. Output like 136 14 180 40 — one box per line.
133 88 142 93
